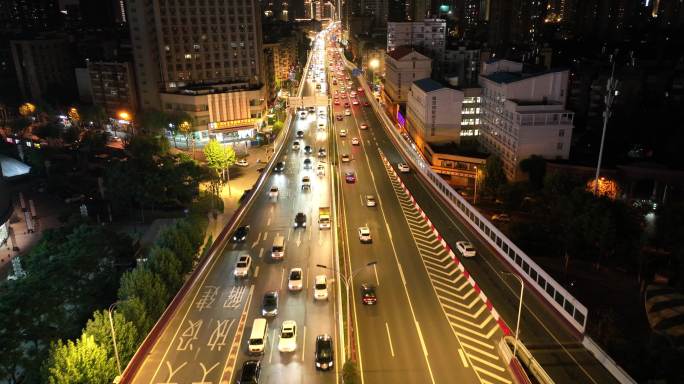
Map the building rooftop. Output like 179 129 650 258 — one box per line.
429 141 489 159
483 68 567 84
413 78 445 93
387 46 418 60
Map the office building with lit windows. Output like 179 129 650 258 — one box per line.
127 0 267 143
478 59 574 180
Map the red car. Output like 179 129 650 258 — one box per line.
361 284 377 305
357 87 363 93
334 99 340 105
363 101 370 107
345 171 356 183
336 115 344 121
344 102 350 108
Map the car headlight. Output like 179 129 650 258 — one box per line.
316 362 321 367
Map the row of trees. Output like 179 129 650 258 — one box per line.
105 134 213 221
40 201 213 383
0 222 135 383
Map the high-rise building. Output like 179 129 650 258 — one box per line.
387 19 446 62
0 0 62 32
10 38 75 101
478 59 574 180
127 0 268 140
87 61 137 117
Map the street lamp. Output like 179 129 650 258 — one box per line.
317 260 377 359
501 271 524 362
473 166 479 205
108 302 123 376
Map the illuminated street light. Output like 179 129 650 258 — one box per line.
118 111 131 121
369 58 379 69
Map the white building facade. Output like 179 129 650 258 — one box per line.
383 47 431 106
406 78 464 152
478 59 574 180
387 19 446 62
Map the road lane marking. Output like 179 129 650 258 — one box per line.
398 262 407 286
258 247 264 259
301 325 307 362
280 267 286 290
373 264 380 286
385 322 395 357
254 266 260 278
267 217 271 226
263 231 268 241
459 348 469 368
269 328 277 363
415 321 429 357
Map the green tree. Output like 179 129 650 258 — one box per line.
157 227 195 272
118 297 153 336
83 310 140 366
79 105 108 128
176 217 207 250
8 117 31 135
43 334 117 384
148 246 183 292
272 120 284 137
62 125 81 144
204 139 236 179
138 109 168 134
342 360 361 384
519 155 546 190
483 155 507 196
118 268 169 322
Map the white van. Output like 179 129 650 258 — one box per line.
271 234 285 260
248 318 268 354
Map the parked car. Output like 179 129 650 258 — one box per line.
236 159 249 167
397 163 410 173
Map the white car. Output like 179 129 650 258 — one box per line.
236 159 249 167
339 129 347 137
301 176 311 190
456 241 476 258
344 109 351 116
365 195 376 207
316 164 325 176
278 320 298 352
269 187 279 198
397 163 410 173
314 275 329 300
233 255 252 277
318 122 326 130
292 141 300 151
288 268 303 291
359 123 368 130
351 137 360 146
358 226 372 243
340 154 350 162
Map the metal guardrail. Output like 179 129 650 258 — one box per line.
342 55 589 334
119 47 314 384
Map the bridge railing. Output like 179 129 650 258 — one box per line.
344 56 588 334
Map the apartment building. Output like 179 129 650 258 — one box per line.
387 19 446 62
87 61 137 116
127 0 267 142
406 78 464 151
478 59 574 180
382 46 431 118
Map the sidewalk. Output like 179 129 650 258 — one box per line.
0 186 63 279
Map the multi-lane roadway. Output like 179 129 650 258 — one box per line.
127 24 618 384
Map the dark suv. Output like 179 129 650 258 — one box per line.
315 334 334 370
232 225 250 242
238 360 261 383
274 162 285 172
294 212 307 228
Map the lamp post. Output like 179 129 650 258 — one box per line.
108 302 123 376
368 58 379 90
501 271 524 362
473 166 479 205
594 54 619 195
317 261 377 359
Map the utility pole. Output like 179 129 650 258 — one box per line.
594 53 619 195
